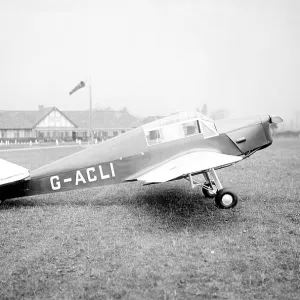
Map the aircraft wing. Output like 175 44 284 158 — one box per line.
0 158 30 186
129 150 242 184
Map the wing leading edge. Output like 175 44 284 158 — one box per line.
130 151 242 184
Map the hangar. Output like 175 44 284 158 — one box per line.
0 106 139 142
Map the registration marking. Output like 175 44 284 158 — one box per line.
50 162 116 191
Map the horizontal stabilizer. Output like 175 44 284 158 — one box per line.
0 158 30 186
132 150 242 184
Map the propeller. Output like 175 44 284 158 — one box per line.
270 115 283 124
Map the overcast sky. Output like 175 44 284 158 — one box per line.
0 0 299 121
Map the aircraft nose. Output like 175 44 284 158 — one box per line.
259 114 283 147
260 115 271 124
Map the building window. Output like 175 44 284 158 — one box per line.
107 130 113 138
24 130 30 138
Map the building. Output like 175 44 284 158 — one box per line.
0 106 140 142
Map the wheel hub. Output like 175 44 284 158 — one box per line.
222 194 233 206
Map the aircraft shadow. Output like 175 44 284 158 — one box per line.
1 182 237 231
132 184 237 231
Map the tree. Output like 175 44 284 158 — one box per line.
295 111 300 130
270 123 278 135
201 104 208 116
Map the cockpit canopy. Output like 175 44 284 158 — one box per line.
143 111 219 146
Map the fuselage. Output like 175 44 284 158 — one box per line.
1 112 280 200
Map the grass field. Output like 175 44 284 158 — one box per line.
0 139 299 300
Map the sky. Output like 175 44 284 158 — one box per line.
0 0 299 124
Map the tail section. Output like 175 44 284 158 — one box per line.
0 158 30 186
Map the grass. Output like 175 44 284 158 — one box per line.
0 139 300 299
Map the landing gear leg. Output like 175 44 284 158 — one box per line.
202 172 216 198
186 170 238 209
209 168 238 209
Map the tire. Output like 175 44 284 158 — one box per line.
202 182 216 198
215 188 238 209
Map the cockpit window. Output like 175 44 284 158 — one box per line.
182 120 200 136
143 111 218 146
145 120 202 145
146 128 163 145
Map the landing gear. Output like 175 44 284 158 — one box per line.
202 182 216 198
186 168 238 209
215 188 238 209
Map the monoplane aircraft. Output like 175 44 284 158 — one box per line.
0 111 282 209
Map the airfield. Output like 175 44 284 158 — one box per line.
0 138 299 299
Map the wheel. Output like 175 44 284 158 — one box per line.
215 188 238 209
202 182 216 198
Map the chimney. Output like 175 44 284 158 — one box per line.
38 105 44 111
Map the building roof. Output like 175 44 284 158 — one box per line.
64 109 139 129
141 116 165 124
0 107 53 129
0 107 140 130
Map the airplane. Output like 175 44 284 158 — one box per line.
0 111 282 209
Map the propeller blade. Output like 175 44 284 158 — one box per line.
270 116 283 124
